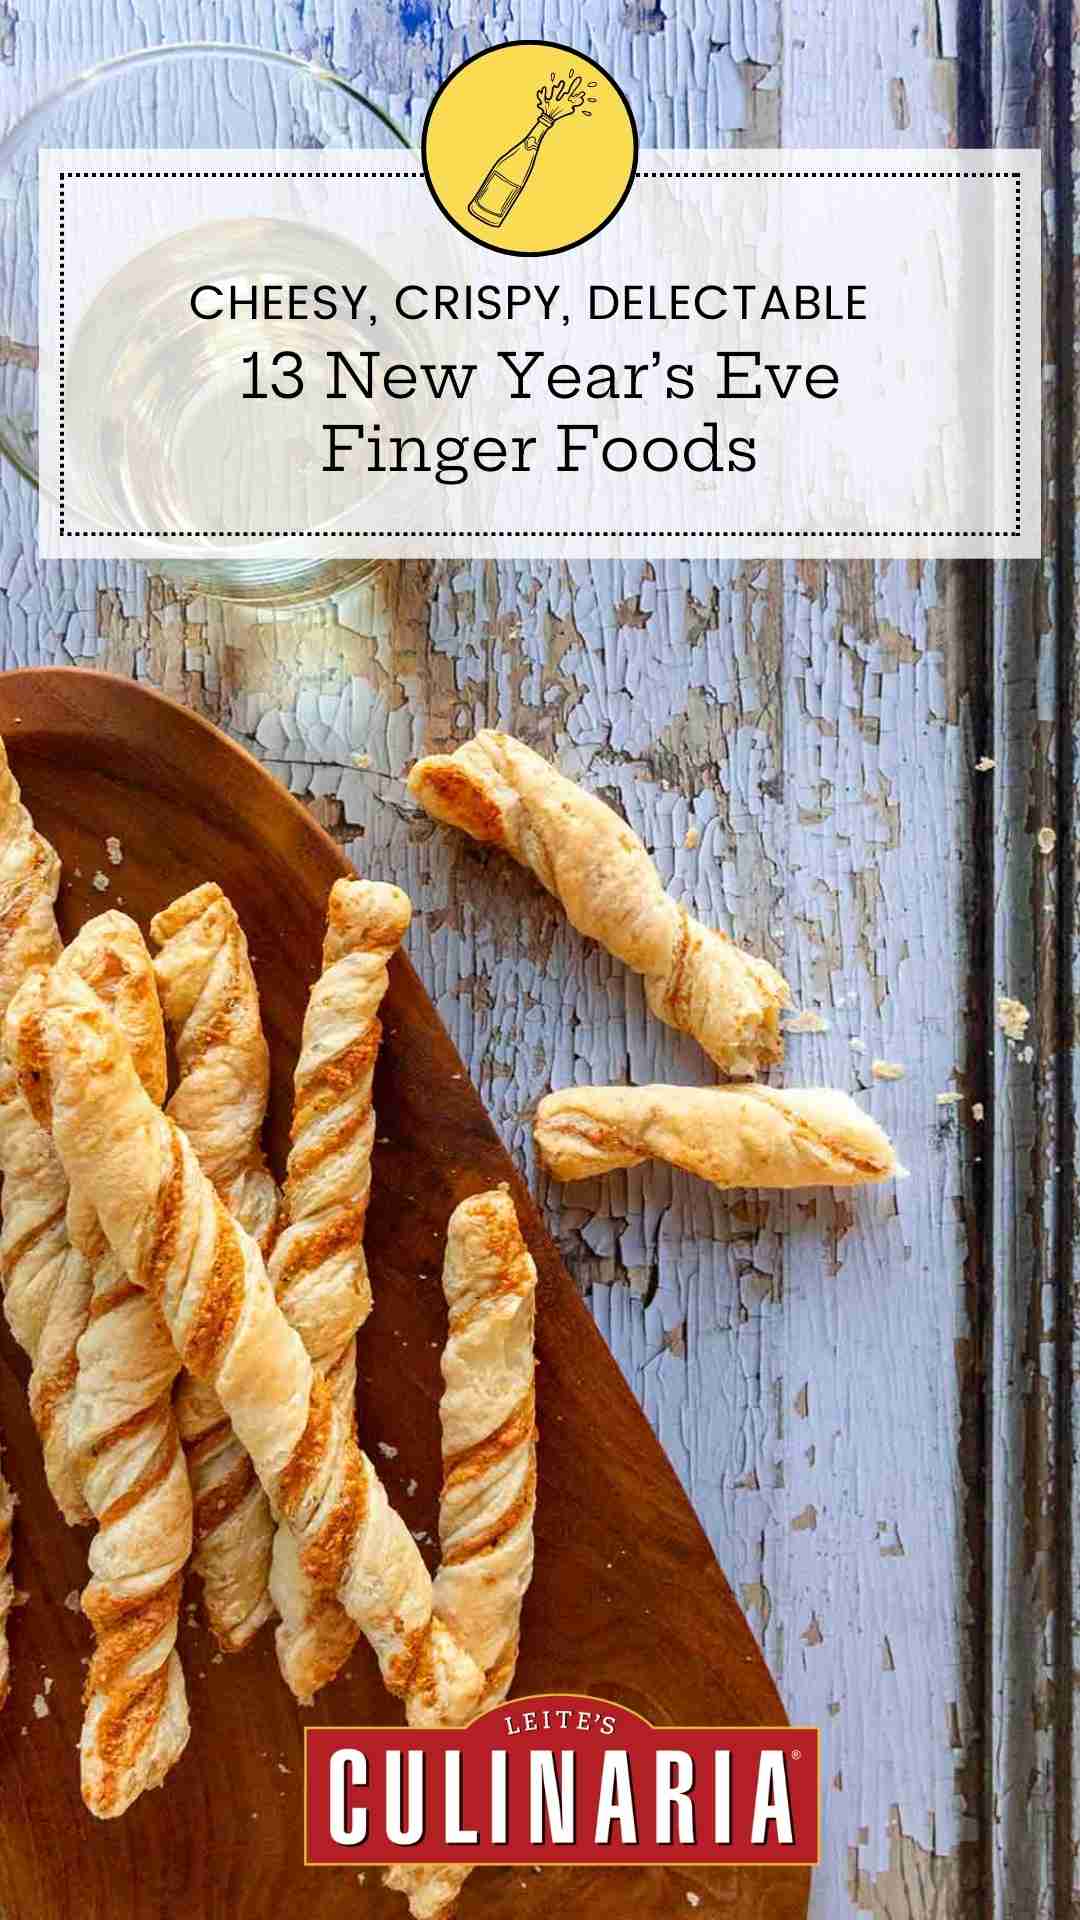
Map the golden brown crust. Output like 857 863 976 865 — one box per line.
268 879 411 1703
41 967 485 1730
534 1083 900 1190
151 882 280 1651
408 732 790 1075
0 738 90 1529
180 1201 245 1377
7 915 192 1819
388 1189 538 1918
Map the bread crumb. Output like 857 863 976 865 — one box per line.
43 1675 53 1694
31 1692 48 1719
975 755 995 772
973 1102 984 1121
105 835 123 865
786 1009 829 1034
91 870 109 893
411 1528 429 1544
278 1762 290 1774
1037 826 1056 855
850 1038 866 1055
377 1441 398 1460
684 825 700 850
936 1091 963 1106
871 1059 906 1081
997 996 1031 1042
687 1898 702 1910
352 752 371 769
64 1589 81 1612
406 1478 418 1499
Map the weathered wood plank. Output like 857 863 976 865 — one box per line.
0 2 1066 1916
987 2 1067 1916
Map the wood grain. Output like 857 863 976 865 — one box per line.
0 668 809 1920
0 2 1067 1914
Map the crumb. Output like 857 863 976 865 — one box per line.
785 1009 829 1034
64 1589 80 1612
975 755 995 772
406 1478 418 1499
411 1528 429 1544
211 1652 223 1665
687 1898 702 1910
43 1675 53 1694
278 1762 290 1774
850 1038 866 1055
684 825 700 850
936 1091 963 1106
31 1693 48 1719
997 995 1030 1042
871 1059 906 1081
91 870 109 893
973 1102 984 1121
1037 826 1056 855
73 867 82 880
1020 1043 1035 1063
356 1874 366 1885
105 835 123 865
377 1441 398 1460
352 752 371 769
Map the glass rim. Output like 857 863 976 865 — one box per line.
0 39 411 497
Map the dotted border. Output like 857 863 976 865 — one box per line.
56 167 1025 542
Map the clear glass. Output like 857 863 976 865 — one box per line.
0 43 408 603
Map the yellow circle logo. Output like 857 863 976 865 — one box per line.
422 41 638 257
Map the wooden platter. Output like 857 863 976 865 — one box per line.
0 668 809 1920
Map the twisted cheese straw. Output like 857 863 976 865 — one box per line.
386 1187 538 1920
0 732 90 1525
408 731 791 1077
8 916 192 1818
38 966 485 1730
0 1448 12 1709
267 877 411 1702
534 1084 899 1189
151 883 280 1651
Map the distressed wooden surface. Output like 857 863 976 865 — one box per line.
0 2 1068 1917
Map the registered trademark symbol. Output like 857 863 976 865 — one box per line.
791 1749 801 1761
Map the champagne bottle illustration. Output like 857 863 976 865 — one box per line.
468 70 594 228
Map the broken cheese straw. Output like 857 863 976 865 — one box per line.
534 1085 899 1189
38 965 484 1730
408 731 790 1077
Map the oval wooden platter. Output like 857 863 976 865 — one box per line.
0 669 809 1920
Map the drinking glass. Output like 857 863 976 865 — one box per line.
0 42 408 602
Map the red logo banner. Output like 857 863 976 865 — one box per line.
305 1695 819 1868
